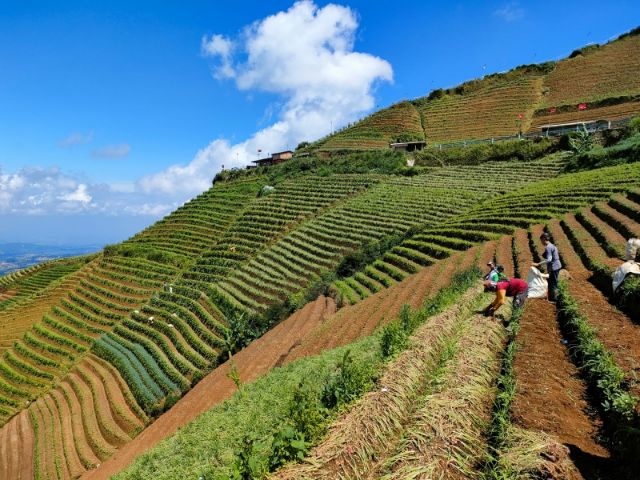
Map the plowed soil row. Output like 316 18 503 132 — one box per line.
0 410 34 480
0 353 147 480
545 220 640 404
495 235 515 278
510 227 611 479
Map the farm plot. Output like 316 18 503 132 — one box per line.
182 175 375 290
0 353 147 480
0 254 180 426
415 76 543 143
220 181 478 313
273 286 506 480
316 101 424 151
541 33 640 108
125 179 260 258
337 156 567 303
530 99 640 132
0 257 91 312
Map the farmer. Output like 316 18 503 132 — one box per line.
496 264 509 282
533 233 562 302
484 261 499 281
483 277 529 316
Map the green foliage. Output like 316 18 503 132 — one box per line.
565 132 640 172
556 282 639 450
568 125 594 154
380 304 418 358
103 243 190 269
617 275 640 322
627 116 640 136
321 350 377 409
568 43 600 58
380 319 408 358
268 427 310 470
336 234 405 278
229 435 268 480
288 381 328 442
483 308 522 478
415 138 556 167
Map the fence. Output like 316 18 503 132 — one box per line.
428 117 631 150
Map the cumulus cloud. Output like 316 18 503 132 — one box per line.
59 184 92 204
2 1 393 224
91 143 131 159
493 2 525 22
143 0 392 195
58 131 94 148
201 34 235 79
0 166 177 217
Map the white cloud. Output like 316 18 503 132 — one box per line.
92 143 131 159
493 2 525 22
59 184 91 203
1 1 393 222
58 131 94 148
144 0 392 195
201 34 235 79
0 166 171 217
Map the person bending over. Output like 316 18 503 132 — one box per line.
483 278 529 316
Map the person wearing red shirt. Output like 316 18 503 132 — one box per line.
483 278 529 316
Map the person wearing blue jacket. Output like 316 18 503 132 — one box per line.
533 232 562 302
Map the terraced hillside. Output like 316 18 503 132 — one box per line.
0 135 639 479
316 101 424 151
308 28 640 150
1 28 640 476
109 185 640 480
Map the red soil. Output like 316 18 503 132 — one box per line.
0 409 34 480
547 220 640 403
511 225 614 477
513 300 608 464
580 208 627 258
495 235 515 278
82 295 337 480
513 229 534 277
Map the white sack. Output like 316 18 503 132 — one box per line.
625 238 640 261
612 260 640 292
527 266 549 298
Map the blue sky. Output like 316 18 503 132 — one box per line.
1 0 638 245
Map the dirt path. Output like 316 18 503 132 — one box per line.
81 295 336 480
546 220 640 403
512 299 610 476
510 225 613 478
495 235 515 278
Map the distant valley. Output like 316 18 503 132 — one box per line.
0 242 100 274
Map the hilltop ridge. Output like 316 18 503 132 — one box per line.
308 27 640 151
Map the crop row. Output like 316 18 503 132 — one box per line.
317 101 424 151
0 253 181 424
541 34 640 107
338 164 640 304
22 354 147 478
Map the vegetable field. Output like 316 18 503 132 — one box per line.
1 27 640 480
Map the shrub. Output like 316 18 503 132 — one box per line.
321 350 377 409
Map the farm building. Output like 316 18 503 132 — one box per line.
389 140 427 152
538 119 610 136
251 150 294 167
